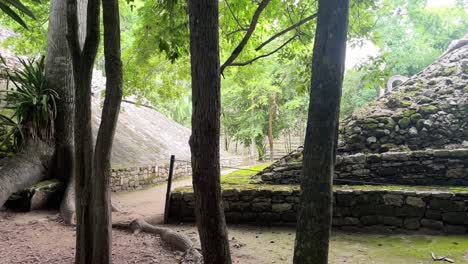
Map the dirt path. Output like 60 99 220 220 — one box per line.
111 168 244 223
112 177 192 224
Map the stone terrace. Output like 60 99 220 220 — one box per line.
259 147 468 186
170 185 468 234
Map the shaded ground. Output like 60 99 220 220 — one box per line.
163 223 468 264
0 211 178 264
2 164 468 263
2 210 467 264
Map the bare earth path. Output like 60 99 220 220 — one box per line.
112 176 193 224
2 169 468 263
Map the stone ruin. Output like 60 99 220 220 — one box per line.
258 36 468 186
169 36 468 234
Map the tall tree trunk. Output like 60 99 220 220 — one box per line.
0 139 54 207
188 0 232 263
67 0 101 262
268 94 276 161
293 0 349 263
45 0 87 225
91 0 123 261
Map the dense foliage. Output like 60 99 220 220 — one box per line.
1 0 467 158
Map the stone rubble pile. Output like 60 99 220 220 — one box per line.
339 42 468 154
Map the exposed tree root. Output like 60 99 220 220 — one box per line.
59 174 121 225
0 139 54 208
60 176 75 224
113 219 203 263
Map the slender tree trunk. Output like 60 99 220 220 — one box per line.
188 0 232 263
90 0 123 261
293 0 349 263
268 94 275 161
67 0 101 262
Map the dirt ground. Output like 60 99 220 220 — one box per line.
2 175 468 264
0 210 178 264
2 210 468 264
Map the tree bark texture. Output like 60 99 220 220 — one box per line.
67 0 100 262
0 139 54 207
188 0 232 263
90 0 123 261
45 0 87 225
46 0 75 184
293 0 349 263
268 94 275 161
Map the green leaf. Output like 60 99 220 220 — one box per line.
0 1 28 29
4 0 35 19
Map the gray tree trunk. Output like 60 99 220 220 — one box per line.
46 0 87 225
188 0 232 263
66 0 100 262
90 0 123 261
293 0 349 263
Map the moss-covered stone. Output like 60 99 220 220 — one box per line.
362 123 378 130
442 66 457 76
361 118 379 124
403 109 417 117
398 117 411 129
410 113 422 123
419 105 438 115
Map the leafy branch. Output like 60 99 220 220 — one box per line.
220 0 271 74
256 13 317 51
230 35 298 67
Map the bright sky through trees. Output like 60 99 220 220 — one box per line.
346 0 459 69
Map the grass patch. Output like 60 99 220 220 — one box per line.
333 233 468 263
221 163 272 185
337 184 468 193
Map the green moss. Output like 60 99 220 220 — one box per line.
221 163 272 185
361 118 379 124
410 113 422 123
362 123 379 130
28 179 64 192
337 184 468 193
333 233 468 263
403 109 416 117
398 117 411 128
442 66 457 76
420 105 438 115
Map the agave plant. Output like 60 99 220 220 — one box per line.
0 56 58 149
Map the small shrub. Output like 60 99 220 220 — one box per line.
0 56 58 149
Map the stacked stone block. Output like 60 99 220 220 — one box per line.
170 186 468 234
259 148 468 186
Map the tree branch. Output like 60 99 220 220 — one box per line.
230 35 297 67
224 0 246 31
81 0 100 69
220 0 270 74
66 0 81 63
255 13 317 51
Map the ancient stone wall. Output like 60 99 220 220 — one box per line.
109 157 252 192
170 186 468 234
259 148 468 186
110 162 191 192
